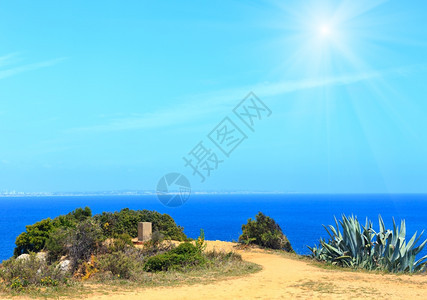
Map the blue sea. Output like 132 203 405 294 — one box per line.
1 194 426 262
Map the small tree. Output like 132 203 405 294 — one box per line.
14 218 54 256
239 212 293 252
67 220 103 270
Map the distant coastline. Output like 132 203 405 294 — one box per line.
1 191 426 198
0 191 299 197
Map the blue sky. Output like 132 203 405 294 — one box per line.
1 0 427 193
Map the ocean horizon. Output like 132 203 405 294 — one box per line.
1 193 426 262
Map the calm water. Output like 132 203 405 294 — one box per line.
0 194 426 262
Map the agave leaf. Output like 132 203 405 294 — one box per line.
322 241 343 256
399 219 406 240
335 255 351 260
400 254 410 272
408 254 416 272
414 255 427 271
410 230 425 252
405 232 418 252
322 224 335 240
334 216 341 237
392 217 398 245
413 238 427 255
379 215 385 234
391 238 401 262
328 224 339 237
347 229 357 256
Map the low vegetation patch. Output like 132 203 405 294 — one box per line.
144 242 205 272
14 207 187 258
0 211 261 298
0 253 68 290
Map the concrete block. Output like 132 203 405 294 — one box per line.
138 222 152 241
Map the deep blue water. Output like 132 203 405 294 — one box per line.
1 194 426 262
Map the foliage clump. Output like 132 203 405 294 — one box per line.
238 212 293 251
94 208 187 241
143 242 205 272
67 220 103 270
1 209 260 294
14 207 187 258
0 253 68 290
3 206 189 291
98 250 143 279
309 215 427 273
14 207 93 256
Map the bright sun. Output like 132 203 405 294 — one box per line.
272 0 387 76
319 25 331 36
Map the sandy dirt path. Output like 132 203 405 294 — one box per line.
86 241 427 300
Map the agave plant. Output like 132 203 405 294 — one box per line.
308 215 427 273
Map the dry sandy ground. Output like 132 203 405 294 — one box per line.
83 240 427 300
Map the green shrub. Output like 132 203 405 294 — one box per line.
45 228 69 262
142 231 171 257
14 219 54 256
150 231 165 246
108 233 134 253
309 215 427 273
68 207 92 222
171 242 199 256
0 253 69 288
98 251 143 279
13 207 186 263
67 220 103 270
94 208 187 241
238 212 293 251
144 243 205 272
143 253 181 272
13 206 92 257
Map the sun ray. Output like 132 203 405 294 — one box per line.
261 0 407 80
258 0 426 195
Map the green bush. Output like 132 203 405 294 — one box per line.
238 212 293 251
14 219 54 256
309 215 427 273
45 228 69 262
142 231 170 256
94 208 187 241
13 207 186 260
14 207 92 257
98 250 143 279
171 242 199 256
107 233 134 253
143 253 181 272
0 253 69 289
144 243 205 272
67 220 103 270
51 207 92 229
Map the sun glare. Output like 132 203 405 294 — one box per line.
270 0 392 78
319 25 330 36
